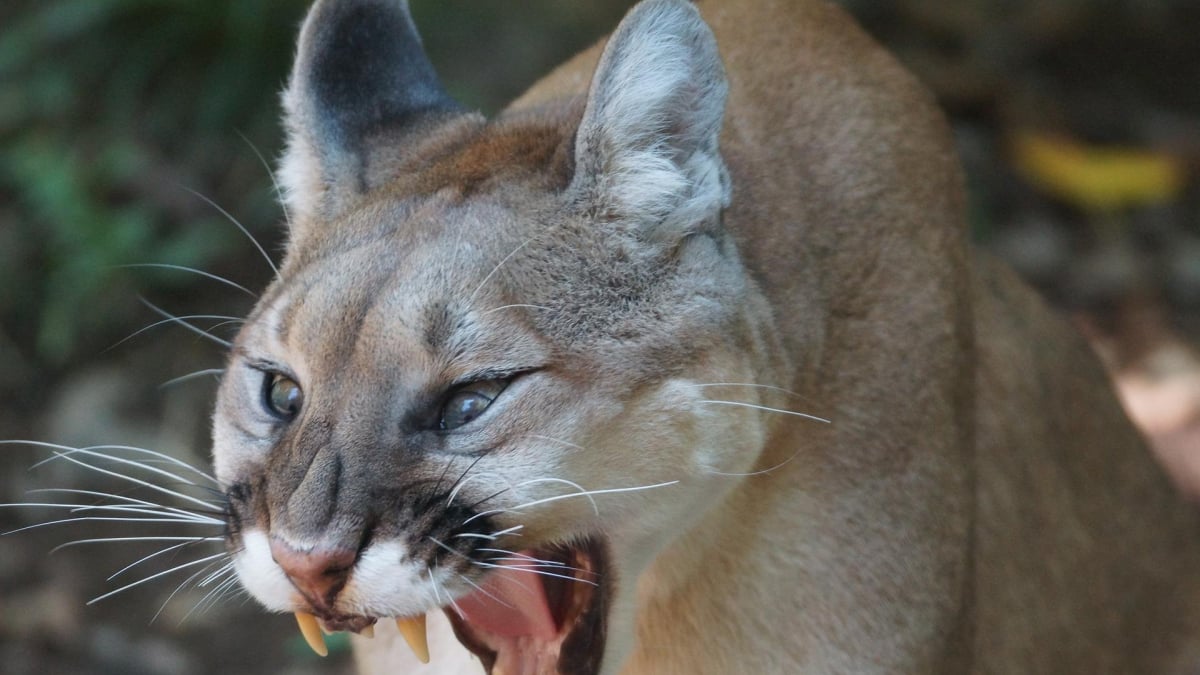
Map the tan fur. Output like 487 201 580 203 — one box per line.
212 1 1200 673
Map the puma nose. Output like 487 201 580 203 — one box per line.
269 537 358 609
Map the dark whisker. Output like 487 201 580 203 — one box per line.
444 454 488 501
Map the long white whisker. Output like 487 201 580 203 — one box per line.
523 435 585 451
109 314 244 351
51 535 222 553
237 130 293 239
428 568 444 607
428 536 468 561
485 559 580 571
63 505 220 524
153 557 232 623
139 298 232 349
488 524 524 538
512 478 599 515
182 572 237 622
457 573 516 608
463 481 680 525
467 237 534 305
198 561 236 588
482 304 553 315
447 472 513 508
87 552 228 604
27 486 218 513
706 446 805 478
480 561 592 576
3 514 221 537
453 532 497 541
32 448 198 487
475 550 594 577
120 263 256 297
182 186 280 278
428 537 518 595
473 561 598 587
107 539 222 580
452 525 525 541
504 480 680 514
33 449 221 512
461 508 507 526
696 399 830 424
475 550 566 566
160 368 226 389
183 571 242 624
429 568 466 620
9 440 220 486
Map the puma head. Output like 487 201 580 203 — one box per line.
212 1 779 672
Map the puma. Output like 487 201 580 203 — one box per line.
209 0 1200 672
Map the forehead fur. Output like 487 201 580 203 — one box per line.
286 108 582 256
395 106 582 201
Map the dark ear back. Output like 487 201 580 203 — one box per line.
279 0 464 225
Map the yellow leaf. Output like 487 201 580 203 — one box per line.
1011 131 1185 212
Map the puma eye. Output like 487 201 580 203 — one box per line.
439 379 509 431
263 373 303 420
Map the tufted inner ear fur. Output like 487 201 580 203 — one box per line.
569 0 730 240
278 0 466 228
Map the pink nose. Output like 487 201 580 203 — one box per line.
269 537 358 609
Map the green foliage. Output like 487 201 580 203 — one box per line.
0 0 308 365
0 0 634 368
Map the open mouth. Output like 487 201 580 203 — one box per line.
293 537 609 675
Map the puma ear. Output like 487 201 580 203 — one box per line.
570 0 730 239
278 0 465 226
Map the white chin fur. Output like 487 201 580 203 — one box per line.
337 540 451 617
234 529 298 612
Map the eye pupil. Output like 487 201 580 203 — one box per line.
439 379 508 431
447 393 489 428
267 374 303 419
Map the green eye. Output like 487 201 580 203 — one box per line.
440 379 508 430
264 373 303 419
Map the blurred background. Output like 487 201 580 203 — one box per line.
2 0 1199 673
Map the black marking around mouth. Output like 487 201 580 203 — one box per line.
223 479 262 550
400 487 500 575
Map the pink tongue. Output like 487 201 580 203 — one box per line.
456 553 558 640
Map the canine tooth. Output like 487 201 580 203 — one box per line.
360 623 375 639
294 611 328 657
396 615 430 663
